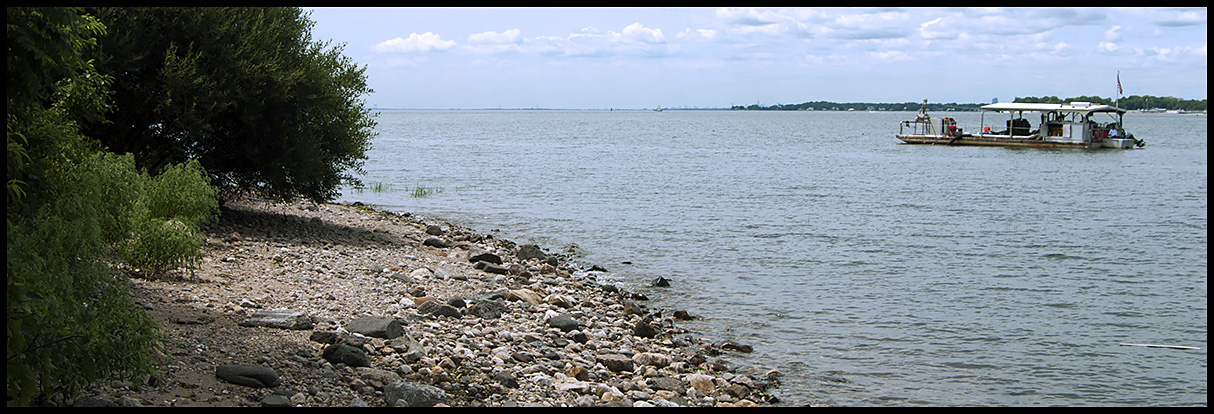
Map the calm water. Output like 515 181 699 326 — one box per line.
339 109 1207 406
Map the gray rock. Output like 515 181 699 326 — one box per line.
216 364 280 388
474 260 509 274
595 354 635 373
388 334 426 363
261 393 292 407
422 237 450 248
425 225 444 236
467 249 502 264
517 244 548 261
322 343 371 367
346 316 404 339
633 321 659 338
240 309 314 330
648 376 687 395
494 371 520 388
548 313 580 332
418 301 462 318
384 381 448 407
467 299 508 319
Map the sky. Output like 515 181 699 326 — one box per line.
305 7 1207 109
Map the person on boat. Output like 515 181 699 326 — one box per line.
1109 128 1120 137
983 126 992 135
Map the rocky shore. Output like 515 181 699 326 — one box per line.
73 197 782 407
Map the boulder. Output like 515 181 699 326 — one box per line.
547 313 580 332
595 354 635 373
215 364 280 388
467 248 502 264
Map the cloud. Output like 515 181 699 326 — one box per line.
613 23 665 44
1103 25 1122 42
374 32 457 53
468 29 522 44
1154 9 1206 27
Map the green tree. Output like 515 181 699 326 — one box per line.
8 7 218 405
83 7 377 204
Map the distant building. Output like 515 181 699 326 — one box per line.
992 97 999 104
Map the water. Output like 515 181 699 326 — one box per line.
338 110 1207 406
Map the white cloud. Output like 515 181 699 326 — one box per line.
614 23 665 44
374 32 457 53
1103 25 1122 42
1154 9 1206 27
468 29 522 44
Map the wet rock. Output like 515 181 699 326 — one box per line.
652 276 671 287
216 364 280 388
632 321 659 338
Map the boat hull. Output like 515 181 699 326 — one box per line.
896 134 1123 149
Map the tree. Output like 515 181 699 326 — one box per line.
82 7 376 204
8 7 218 405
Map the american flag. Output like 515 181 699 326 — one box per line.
1117 72 1123 95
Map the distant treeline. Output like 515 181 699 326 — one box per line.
733 95 1206 112
1012 95 1206 111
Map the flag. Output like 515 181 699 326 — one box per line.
1117 72 1123 95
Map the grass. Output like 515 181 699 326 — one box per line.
352 181 444 198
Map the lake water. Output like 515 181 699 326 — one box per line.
338 109 1207 406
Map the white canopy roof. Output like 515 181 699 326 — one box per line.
981 102 1126 114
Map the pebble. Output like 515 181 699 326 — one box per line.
78 198 782 407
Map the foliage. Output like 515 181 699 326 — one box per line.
83 7 377 204
7 7 218 406
1015 95 1206 111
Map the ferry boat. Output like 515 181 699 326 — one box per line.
897 99 1144 149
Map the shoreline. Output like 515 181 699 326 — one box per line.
75 196 783 407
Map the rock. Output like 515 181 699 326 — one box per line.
647 376 686 395
239 309 314 330
595 354 635 373
687 373 716 393
632 352 671 368
418 301 462 318
565 365 590 381
346 316 404 339
632 321 659 338
467 299 508 319
546 294 575 308
409 267 433 280
467 248 502 264
721 384 750 399
475 261 509 274
547 313 580 332
506 289 542 307
517 244 548 261
493 371 520 388
384 381 448 407
215 364 280 388
322 343 371 367
721 341 753 353
261 393 292 407
309 330 339 344
356 367 401 389
672 310 696 320
425 225 444 235
652 276 671 287
447 296 466 308
422 237 449 248
388 334 426 363
622 301 646 315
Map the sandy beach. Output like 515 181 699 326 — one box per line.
71 196 781 407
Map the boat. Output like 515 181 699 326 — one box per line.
654 106 663 112
897 99 1144 149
